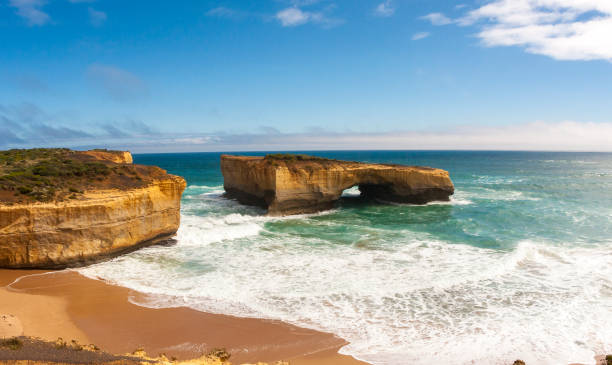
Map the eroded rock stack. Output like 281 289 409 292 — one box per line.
221 154 454 216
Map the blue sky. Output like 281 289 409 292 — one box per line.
1 0 612 152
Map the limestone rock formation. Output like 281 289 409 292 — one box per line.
0 150 186 268
221 154 454 216
81 150 133 164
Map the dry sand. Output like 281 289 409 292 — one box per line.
0 269 368 365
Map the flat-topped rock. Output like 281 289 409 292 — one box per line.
0 148 186 268
221 154 454 216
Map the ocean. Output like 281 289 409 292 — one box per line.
78 151 612 365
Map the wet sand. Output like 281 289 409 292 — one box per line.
0 269 368 364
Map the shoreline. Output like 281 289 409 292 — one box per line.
0 269 368 365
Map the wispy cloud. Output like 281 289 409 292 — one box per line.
421 12 452 26
9 0 105 27
11 74 49 93
205 6 245 20
374 0 395 17
116 121 612 153
411 32 430 41
86 64 148 102
275 5 342 28
0 103 162 148
101 119 155 138
88 7 107 27
276 7 310 26
0 103 92 147
5 115 610 152
9 0 50 26
205 3 341 28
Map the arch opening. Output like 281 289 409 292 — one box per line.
340 185 362 198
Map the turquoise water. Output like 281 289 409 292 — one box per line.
79 151 612 365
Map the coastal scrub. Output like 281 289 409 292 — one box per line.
0 148 156 203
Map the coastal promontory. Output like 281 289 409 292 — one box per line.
221 154 454 215
0 148 186 268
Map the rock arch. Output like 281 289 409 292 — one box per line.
221 155 454 216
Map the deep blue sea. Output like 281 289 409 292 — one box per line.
79 151 612 365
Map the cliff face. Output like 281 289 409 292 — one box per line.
221 155 454 216
0 151 186 269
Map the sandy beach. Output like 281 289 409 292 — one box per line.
0 269 368 364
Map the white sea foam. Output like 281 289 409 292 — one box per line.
342 186 362 197
425 191 473 206
77 183 612 365
466 188 541 202
79 216 612 365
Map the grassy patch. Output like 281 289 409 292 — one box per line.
1 337 23 350
0 148 147 203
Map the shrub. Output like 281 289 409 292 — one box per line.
606 354 612 365
54 337 67 349
0 148 145 203
1 337 23 350
207 348 231 362
18 186 33 194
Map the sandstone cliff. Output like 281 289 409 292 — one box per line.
0 150 186 268
221 154 454 216
81 150 133 164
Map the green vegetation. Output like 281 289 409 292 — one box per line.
0 148 145 203
0 337 23 350
264 153 330 162
606 354 612 365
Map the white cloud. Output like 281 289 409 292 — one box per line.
205 4 341 28
276 7 311 26
88 7 106 27
9 0 50 26
421 12 452 26
458 0 612 61
206 7 240 19
275 6 341 28
411 32 430 40
374 1 395 17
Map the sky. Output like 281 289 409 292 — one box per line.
1 0 612 152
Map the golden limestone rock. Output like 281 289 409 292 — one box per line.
221 154 454 216
0 149 186 268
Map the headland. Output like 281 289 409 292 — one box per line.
0 148 186 268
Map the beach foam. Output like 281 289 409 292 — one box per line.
78 152 612 365
80 215 612 365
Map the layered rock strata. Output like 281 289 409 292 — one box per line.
0 151 186 268
221 155 454 216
